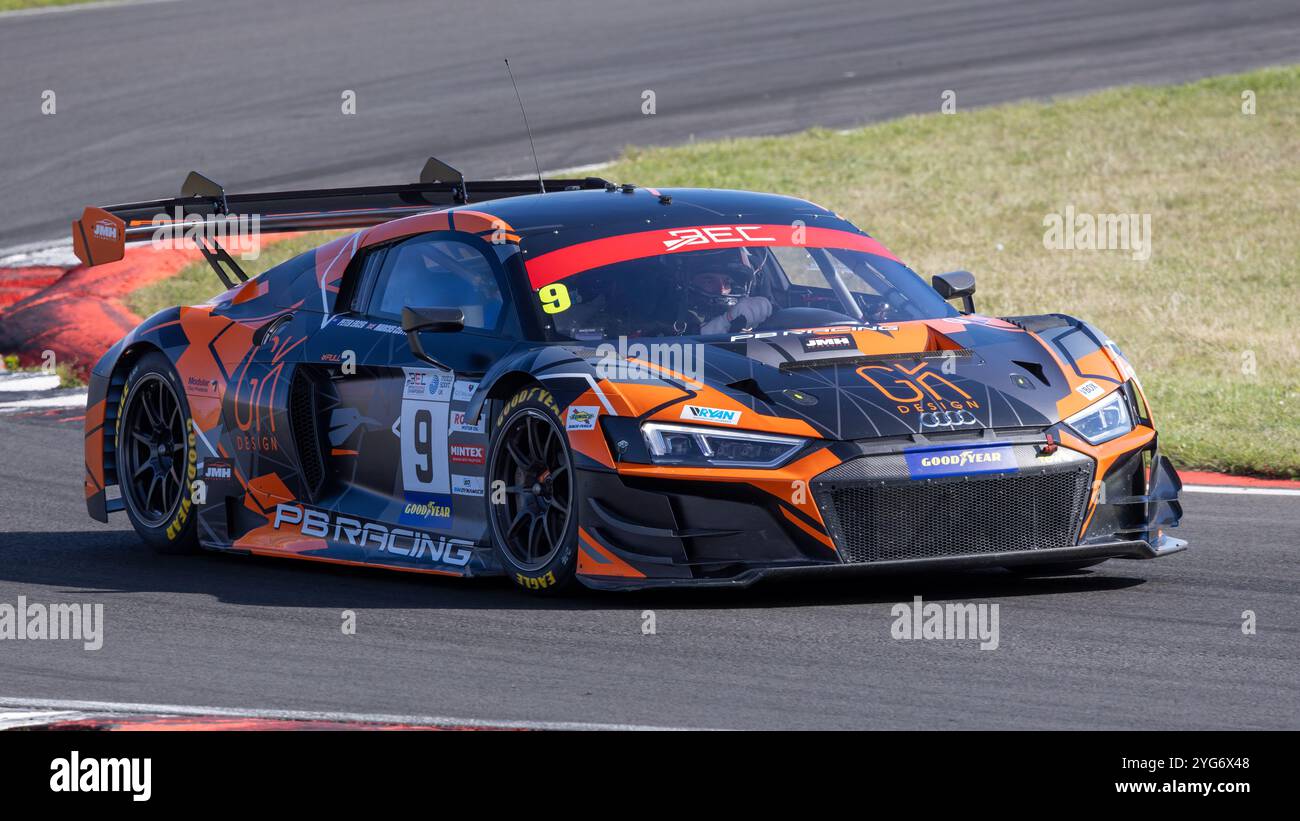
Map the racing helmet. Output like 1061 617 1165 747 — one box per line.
682 248 757 314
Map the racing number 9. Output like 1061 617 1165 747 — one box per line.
538 283 571 314
413 407 434 484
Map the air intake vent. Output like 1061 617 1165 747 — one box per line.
813 445 1093 564
289 370 325 499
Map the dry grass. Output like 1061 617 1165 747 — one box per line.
604 66 1300 476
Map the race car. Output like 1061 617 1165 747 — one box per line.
75 157 1185 593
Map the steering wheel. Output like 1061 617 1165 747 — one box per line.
754 306 858 332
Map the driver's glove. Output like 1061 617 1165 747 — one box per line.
701 296 772 334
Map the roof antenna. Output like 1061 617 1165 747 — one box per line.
504 58 545 194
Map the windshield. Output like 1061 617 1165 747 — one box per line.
527 242 958 341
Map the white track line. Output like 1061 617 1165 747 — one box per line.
0 710 93 730
0 373 60 392
0 391 87 412
0 696 711 731
1183 484 1300 497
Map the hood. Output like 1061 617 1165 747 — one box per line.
592 316 1127 441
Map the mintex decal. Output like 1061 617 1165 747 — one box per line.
680 405 741 425
450 444 486 465
450 410 486 434
402 367 454 402
800 334 856 353
1076 380 1105 401
398 492 453 528
451 474 485 497
904 445 1016 479
565 405 599 431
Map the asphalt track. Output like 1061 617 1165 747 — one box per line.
2 0 1300 247
0 414 1296 730
0 0 1298 729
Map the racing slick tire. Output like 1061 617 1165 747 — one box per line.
487 389 580 595
116 351 200 554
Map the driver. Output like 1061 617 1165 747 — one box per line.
685 249 773 334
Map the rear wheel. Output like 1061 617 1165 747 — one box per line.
487 392 579 594
117 351 199 553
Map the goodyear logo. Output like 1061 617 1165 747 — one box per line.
905 445 1016 479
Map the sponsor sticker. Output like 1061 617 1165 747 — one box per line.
92 219 119 241
453 380 478 402
662 225 774 252
450 444 486 465
565 405 599 431
186 375 220 394
800 334 856 353
200 459 232 481
402 367 454 402
680 404 741 425
451 474 485 497
450 410 486 434
1075 380 1105 401
273 502 468 566
904 444 1017 479
398 492 453 528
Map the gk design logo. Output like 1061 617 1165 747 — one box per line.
857 362 980 414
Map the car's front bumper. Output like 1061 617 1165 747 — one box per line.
572 426 1186 590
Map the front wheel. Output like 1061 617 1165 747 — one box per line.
486 391 580 594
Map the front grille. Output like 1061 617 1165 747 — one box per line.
814 446 1092 564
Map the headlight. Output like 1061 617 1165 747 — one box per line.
1064 387 1133 445
641 423 807 468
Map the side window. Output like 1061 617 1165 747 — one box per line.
367 235 505 331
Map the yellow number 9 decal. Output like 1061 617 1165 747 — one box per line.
538 283 571 314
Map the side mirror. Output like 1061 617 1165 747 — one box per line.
401 306 464 371
401 306 464 334
932 270 976 314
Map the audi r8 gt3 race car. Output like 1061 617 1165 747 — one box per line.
75 157 1185 593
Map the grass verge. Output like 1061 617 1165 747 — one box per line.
603 65 1300 477
0 0 98 11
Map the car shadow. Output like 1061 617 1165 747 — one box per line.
0 529 1146 612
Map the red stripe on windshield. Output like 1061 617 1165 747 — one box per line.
524 224 900 288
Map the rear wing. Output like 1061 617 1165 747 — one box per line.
71 156 610 288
